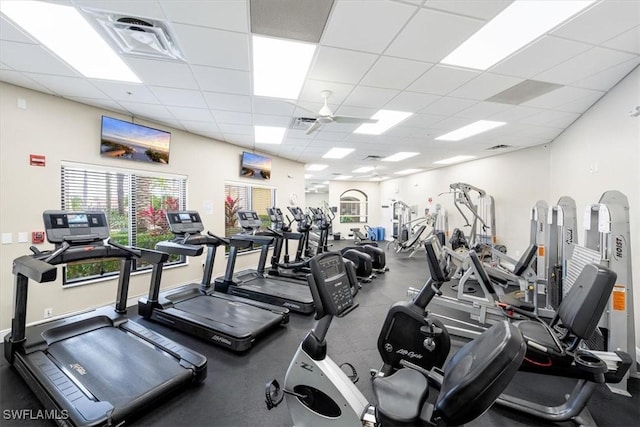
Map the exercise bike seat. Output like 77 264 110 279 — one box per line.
373 368 428 424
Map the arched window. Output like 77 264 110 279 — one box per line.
340 189 368 223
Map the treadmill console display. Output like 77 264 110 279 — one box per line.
166 211 204 234
237 210 262 229
287 206 304 221
43 210 109 244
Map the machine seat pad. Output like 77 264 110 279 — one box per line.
514 320 561 354
373 368 428 423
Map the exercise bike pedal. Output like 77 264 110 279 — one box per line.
265 379 308 410
340 362 359 384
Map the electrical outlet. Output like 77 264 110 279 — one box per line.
44 308 53 319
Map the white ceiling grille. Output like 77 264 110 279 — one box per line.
82 9 186 61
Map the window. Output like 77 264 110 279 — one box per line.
61 162 187 285
224 182 276 251
339 189 368 223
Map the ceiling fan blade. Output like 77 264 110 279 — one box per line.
285 100 319 116
332 116 378 124
305 121 322 135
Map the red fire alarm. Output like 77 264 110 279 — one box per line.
32 231 45 244
30 154 46 167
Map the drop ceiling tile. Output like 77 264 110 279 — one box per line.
223 133 254 144
535 47 638 85
150 86 208 108
286 129 316 140
252 114 291 127
0 70 55 94
554 93 605 114
456 101 512 120
0 41 79 77
343 86 399 108
408 65 479 95
167 106 213 121
0 17 35 43
384 91 439 112
314 122 360 134
602 26 640 54
211 110 252 125
125 58 198 89
384 126 428 138
253 97 296 116
171 23 249 70
321 0 416 53
308 46 378 84
491 36 591 79
402 113 447 128
420 96 477 115
520 110 580 128
551 0 640 45
424 0 511 20
573 57 640 91
312 130 351 141
180 120 220 133
74 0 167 20
299 80 355 104
217 124 254 135
431 116 477 132
118 101 174 119
386 8 485 63
450 73 523 101
192 65 251 94
23 74 107 98
361 56 433 90
91 81 158 103
203 92 251 112
160 0 248 32
66 96 124 112
487 105 545 123
522 86 604 110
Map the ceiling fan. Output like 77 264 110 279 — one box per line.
289 90 378 135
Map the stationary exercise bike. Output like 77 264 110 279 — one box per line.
265 244 526 426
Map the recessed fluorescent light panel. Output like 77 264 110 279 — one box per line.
252 35 316 99
353 166 374 173
434 155 477 165
354 110 413 135
255 126 286 144
0 1 140 83
322 148 354 159
335 175 353 180
306 164 328 171
441 0 595 70
382 152 419 162
304 174 313 179
435 120 506 141
394 169 422 175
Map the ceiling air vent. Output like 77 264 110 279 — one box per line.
363 155 382 161
290 117 316 130
486 144 512 150
82 9 186 61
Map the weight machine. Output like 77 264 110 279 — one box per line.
580 190 636 396
446 182 496 248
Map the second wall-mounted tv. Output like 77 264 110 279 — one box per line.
241 151 271 180
100 116 171 164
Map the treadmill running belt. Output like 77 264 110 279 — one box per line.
47 326 190 409
174 297 280 335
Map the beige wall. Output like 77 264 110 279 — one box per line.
0 82 305 330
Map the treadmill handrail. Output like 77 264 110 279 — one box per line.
156 240 204 257
233 233 274 245
12 255 58 283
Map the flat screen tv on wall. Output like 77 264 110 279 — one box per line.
100 116 171 164
240 151 271 180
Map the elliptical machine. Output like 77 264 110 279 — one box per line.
266 241 527 426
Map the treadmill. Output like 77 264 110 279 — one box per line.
214 210 315 314
138 210 289 352
4 210 207 427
